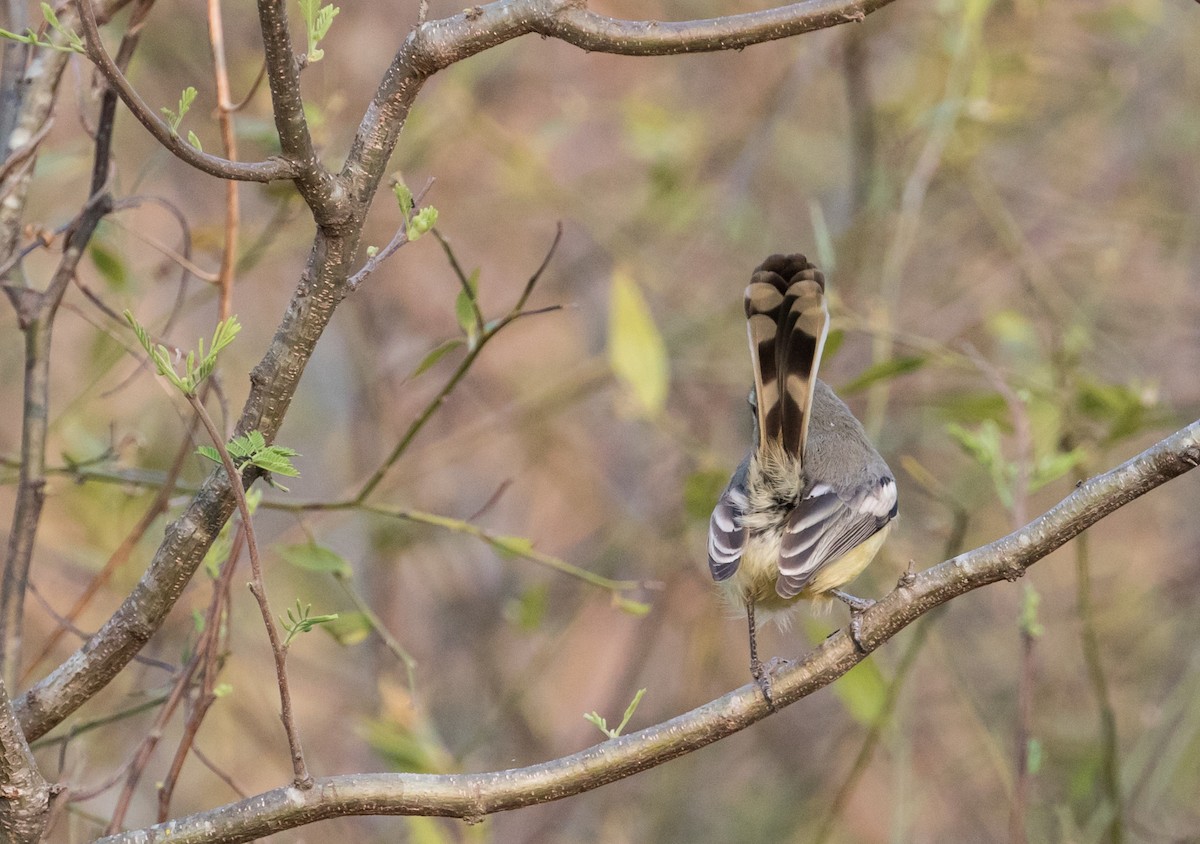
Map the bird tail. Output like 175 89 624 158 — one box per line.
743 254 829 464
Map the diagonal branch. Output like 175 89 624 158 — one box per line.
96 420 1200 844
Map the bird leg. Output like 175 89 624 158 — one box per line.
830 588 875 653
746 599 776 710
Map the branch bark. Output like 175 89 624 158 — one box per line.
93 420 1199 844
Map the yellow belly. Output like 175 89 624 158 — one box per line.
718 522 892 619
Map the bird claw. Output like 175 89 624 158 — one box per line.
750 657 778 712
830 589 875 653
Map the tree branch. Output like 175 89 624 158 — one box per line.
95 420 1200 844
72 0 299 183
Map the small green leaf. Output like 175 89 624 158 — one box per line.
406 206 438 241
838 355 927 395
213 682 233 698
608 268 669 419
323 611 373 646
278 542 352 577
1027 737 1043 775
491 535 534 560
1020 582 1043 638
616 688 647 735
455 289 478 345
822 328 845 361
89 241 128 290
832 655 886 725
504 584 548 631
392 178 414 218
409 338 464 378
249 445 301 477
683 468 729 524
187 130 202 152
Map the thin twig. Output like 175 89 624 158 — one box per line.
346 178 434 290
185 394 312 789
354 226 561 502
206 0 239 318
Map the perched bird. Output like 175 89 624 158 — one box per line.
707 254 897 702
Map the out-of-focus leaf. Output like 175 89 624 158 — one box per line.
407 817 455 844
839 355 927 395
808 200 836 273
822 328 845 361
832 656 886 725
1030 448 1087 492
683 468 730 523
934 390 1009 426
608 268 669 418
409 338 464 379
1076 378 1158 445
277 542 352 578
323 611 372 646
359 719 443 774
504 583 548 631
89 240 128 291
987 309 1038 356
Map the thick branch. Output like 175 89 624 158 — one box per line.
96 420 1200 844
536 0 898 55
253 0 337 212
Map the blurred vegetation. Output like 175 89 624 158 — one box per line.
2 0 1199 841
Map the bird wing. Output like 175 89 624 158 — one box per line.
707 484 748 582
775 477 897 598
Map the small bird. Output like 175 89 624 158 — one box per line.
708 254 897 703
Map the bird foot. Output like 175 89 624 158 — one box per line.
830 589 875 653
750 657 778 712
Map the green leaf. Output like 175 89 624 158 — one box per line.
683 468 729 524
277 542 352 577
89 241 128 290
838 355 927 395
1020 582 1043 638
196 445 221 465
406 206 438 241
249 445 301 477
1027 737 1043 775
808 199 836 273
831 656 887 725
323 611 373 646
504 584 548 631
934 390 1010 427
392 178 414 218
822 328 845 361
491 535 534 560
455 289 478 346
187 130 202 152
409 338 464 379
607 268 669 419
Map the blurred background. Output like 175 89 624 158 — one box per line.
2 0 1199 841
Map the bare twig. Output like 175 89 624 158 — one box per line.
353 226 561 502
206 0 240 319
94 419 1200 844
